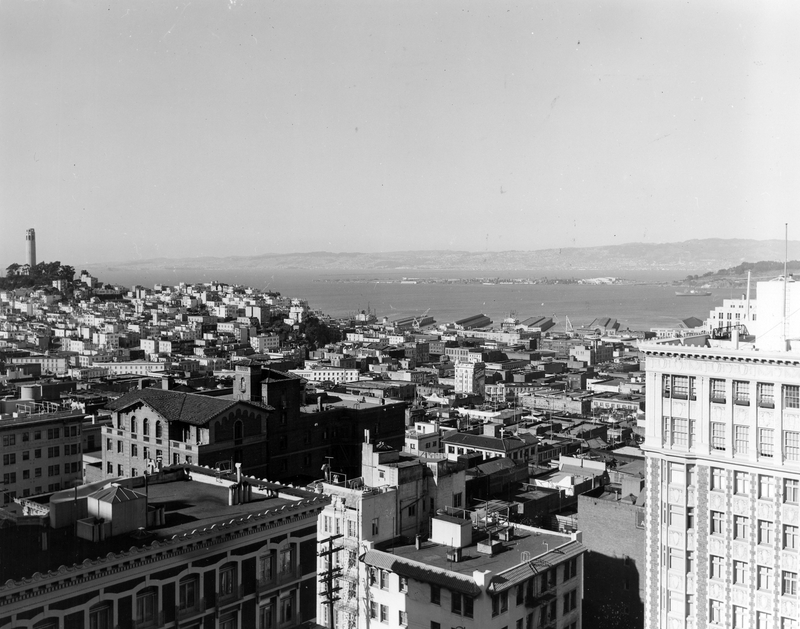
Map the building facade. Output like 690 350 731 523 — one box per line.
641 281 800 629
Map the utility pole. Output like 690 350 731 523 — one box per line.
318 534 343 629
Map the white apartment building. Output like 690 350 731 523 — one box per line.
641 276 800 629
251 334 280 353
289 366 360 384
455 361 486 395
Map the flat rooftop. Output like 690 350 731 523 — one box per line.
387 527 569 578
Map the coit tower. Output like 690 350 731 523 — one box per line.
26 228 36 267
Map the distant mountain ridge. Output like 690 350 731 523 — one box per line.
102 239 800 273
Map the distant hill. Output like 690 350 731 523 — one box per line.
101 239 800 273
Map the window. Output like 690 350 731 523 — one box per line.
711 511 725 535
399 575 408 592
143 419 149 436
668 548 683 571
760 475 775 500
662 374 671 397
710 379 726 402
453 492 463 508
379 569 388 590
710 555 724 580
179 576 197 610
759 429 775 457
562 589 577 613
668 462 685 485
22 451 29 461
673 375 689 398
733 381 750 404
280 594 294 624
2 453 15 465
131 444 138 457
758 566 772 590
155 421 162 439
89 604 112 629
34 430 41 440
782 618 798 629
380 604 388 623
734 425 749 454
709 599 722 624
785 432 800 461
47 446 60 458
259 603 273 629
785 385 800 409
47 465 60 477
687 507 695 530
117 441 123 453
783 571 797 596
735 471 750 495
399 611 408 626
711 468 726 491
786 479 800 504
759 520 774 545
463 596 474 618
758 383 775 407
372 517 379 535
2 435 15 447
668 505 684 528
733 605 746 629
370 602 377 619
687 464 697 487
785 525 799 550
431 584 440 605
35 467 42 477
733 560 748 584
130 418 137 434
711 423 726 450
452 591 463 614
734 516 749 540
408 504 416 517
136 589 157 624
671 418 688 446
219 564 237 599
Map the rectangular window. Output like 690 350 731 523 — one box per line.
785 525 799 550
662 374 671 397
131 444 138 457
219 565 236 598
785 432 800 462
758 566 772 590
734 515 749 540
760 475 775 500
757 613 773 629
711 511 725 535
711 467 727 491
709 599 722 624
787 479 800 504
785 385 800 409
735 471 750 495
733 560 748 585
136 590 156 624
380 604 388 623
733 606 747 629
452 591 462 614
758 383 775 407
673 375 689 398
783 571 798 596
710 379 726 402
710 555 724 580
431 584 440 605
734 425 749 454
668 505 684 528
453 492 463 508
259 604 273 629
179 577 197 610
280 594 294 624
733 381 750 404
89 605 112 629
759 429 775 457
759 520 774 545
372 517 379 535
711 423 726 451
399 611 408 626
672 418 688 446
687 507 695 530
668 548 683 571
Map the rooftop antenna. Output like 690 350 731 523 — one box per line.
784 223 789 346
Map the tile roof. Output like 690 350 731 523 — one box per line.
362 550 483 596
487 540 585 593
106 388 269 426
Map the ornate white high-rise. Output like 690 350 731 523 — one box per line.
641 276 800 629
25 228 36 267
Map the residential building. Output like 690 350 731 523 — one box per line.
455 361 486 396
0 465 327 629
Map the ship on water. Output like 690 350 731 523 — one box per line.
675 289 712 296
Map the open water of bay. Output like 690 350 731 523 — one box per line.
98 267 749 332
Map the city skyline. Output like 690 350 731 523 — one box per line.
2 1 799 267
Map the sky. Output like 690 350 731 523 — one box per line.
2 0 799 269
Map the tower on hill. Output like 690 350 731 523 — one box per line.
25 228 36 267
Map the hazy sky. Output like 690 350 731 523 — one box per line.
2 0 799 268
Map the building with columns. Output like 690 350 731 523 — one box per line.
640 275 800 629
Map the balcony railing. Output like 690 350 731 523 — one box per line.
133 611 165 628
216 585 243 605
176 598 207 620
257 566 303 592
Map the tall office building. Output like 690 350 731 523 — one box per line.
26 228 36 267
641 276 800 629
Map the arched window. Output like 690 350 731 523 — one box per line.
143 419 150 436
234 420 243 444
117 414 124 429
131 416 138 434
155 421 162 439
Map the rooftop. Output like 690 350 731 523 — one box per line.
368 525 578 587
